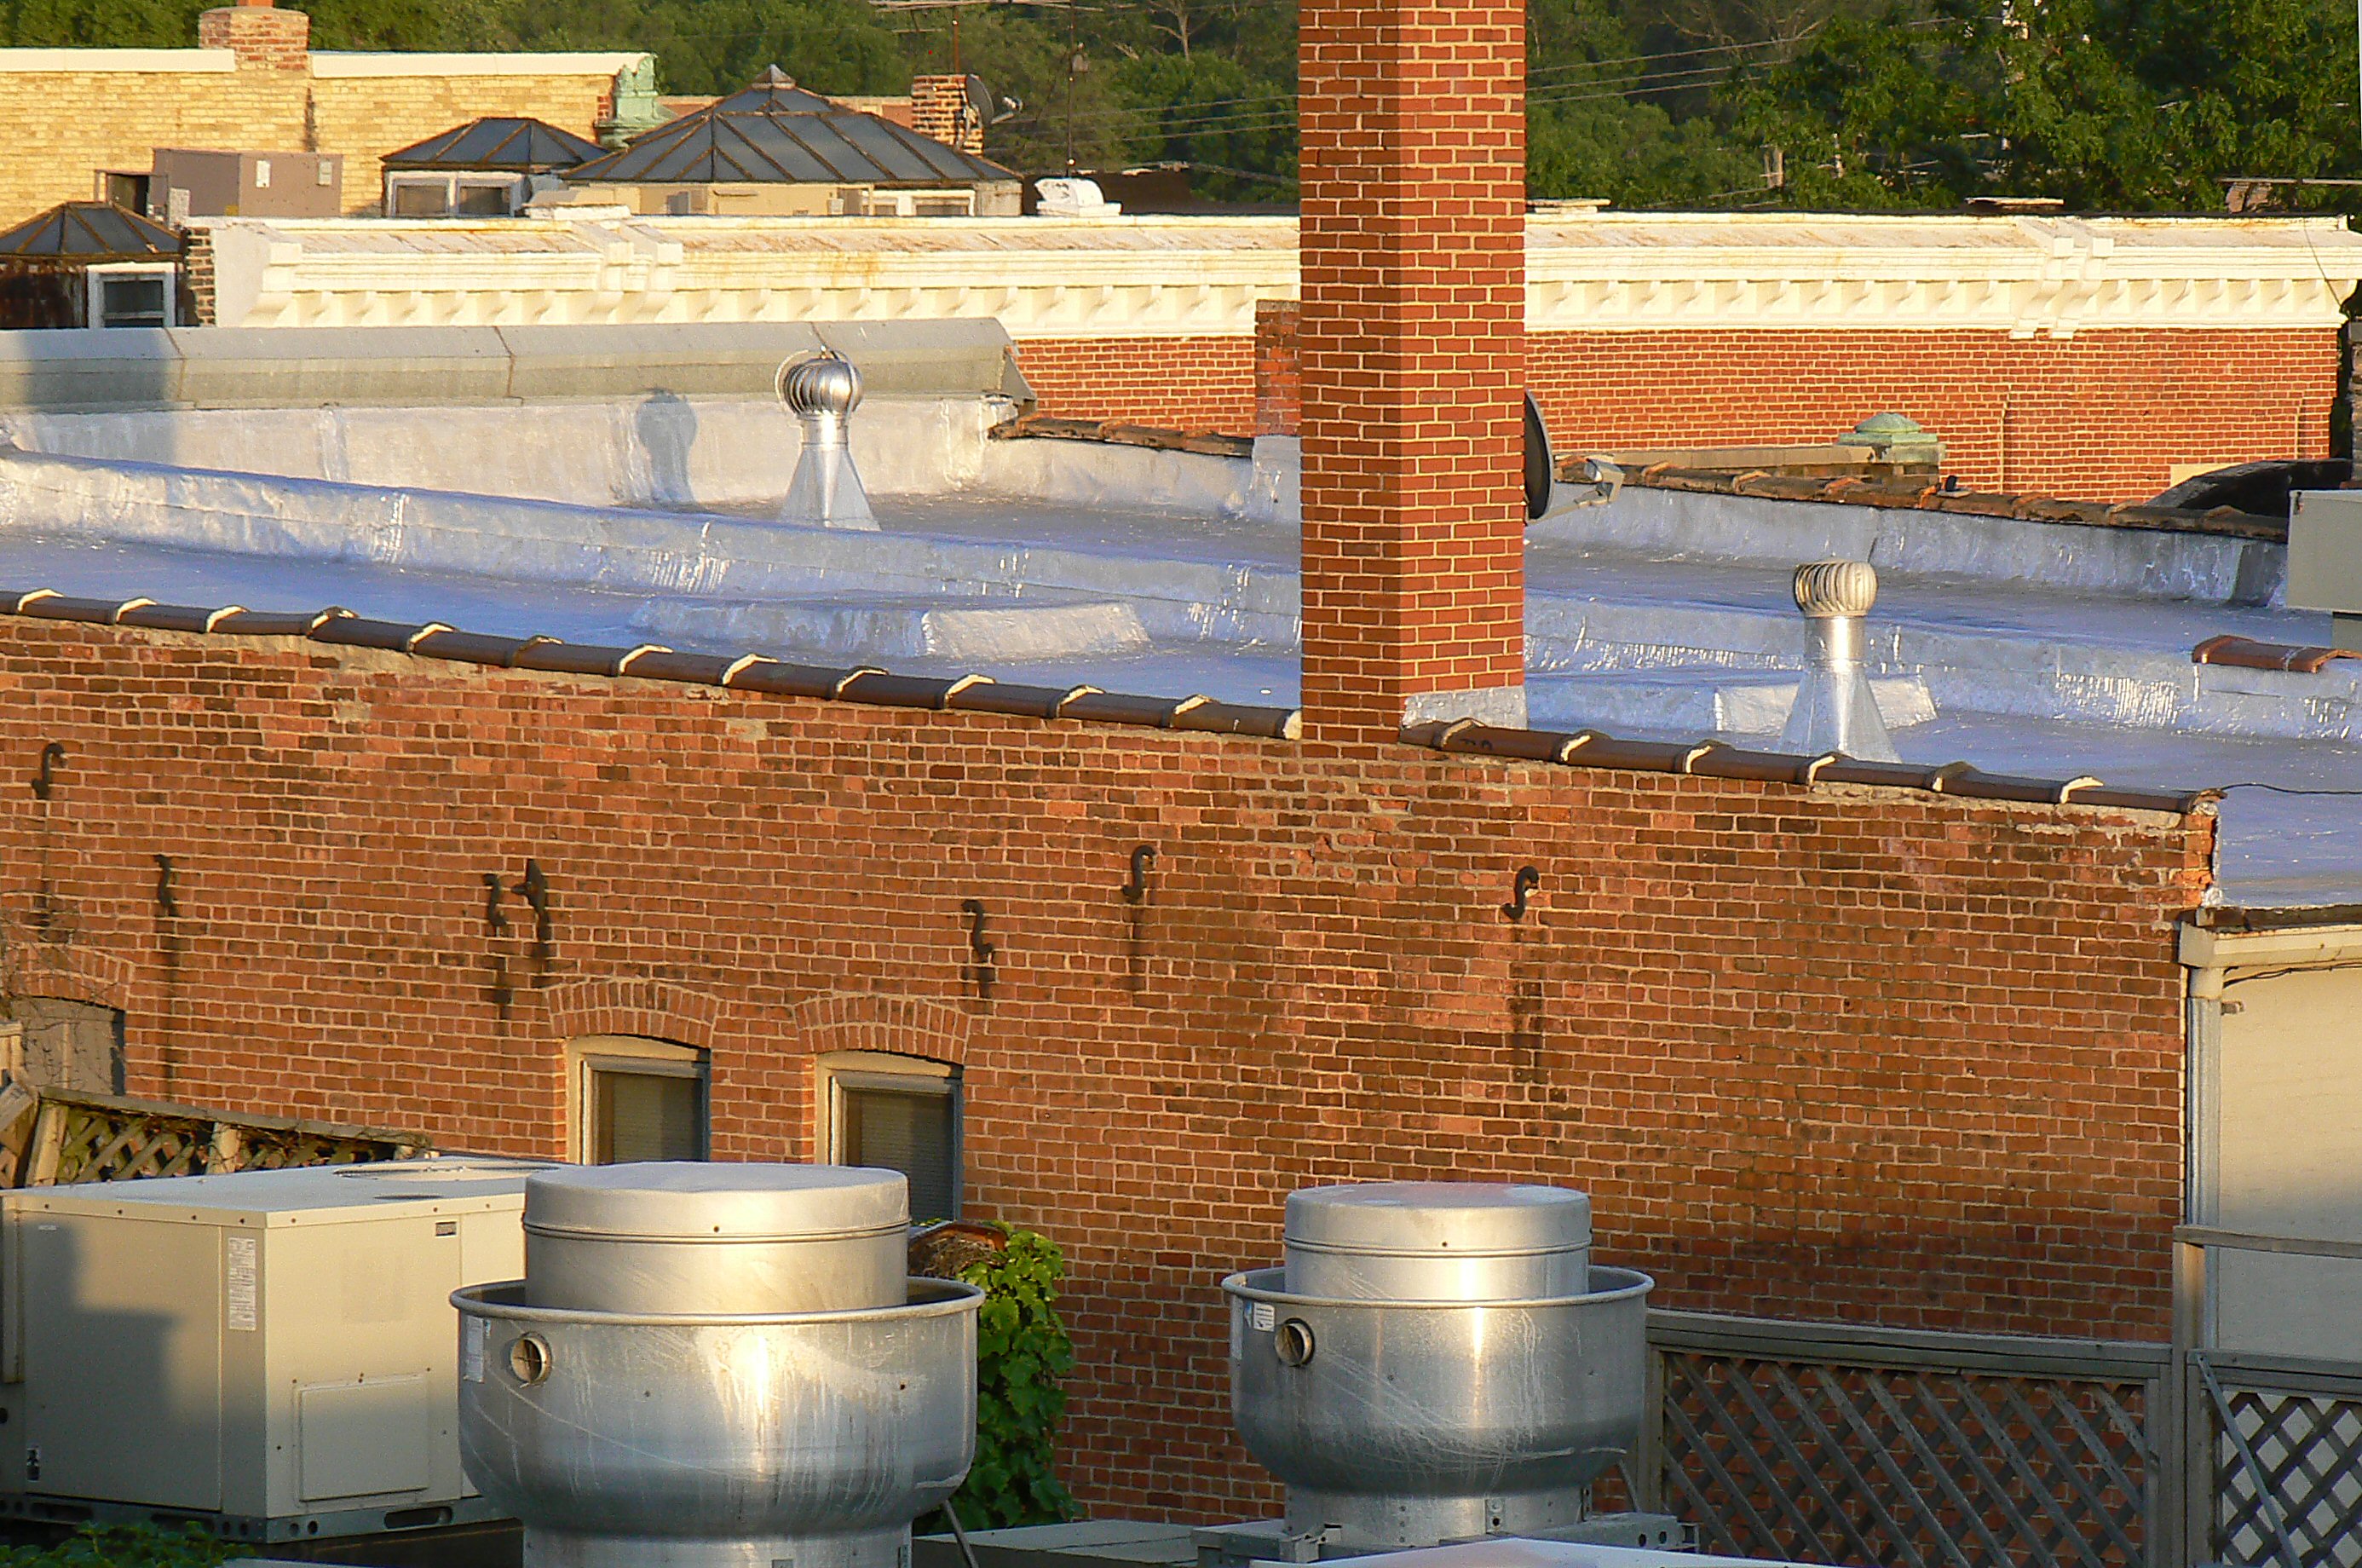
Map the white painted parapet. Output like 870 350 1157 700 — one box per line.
201 210 2362 339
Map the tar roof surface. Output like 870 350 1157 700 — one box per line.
568 68 1017 188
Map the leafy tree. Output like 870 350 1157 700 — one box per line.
1731 0 2362 210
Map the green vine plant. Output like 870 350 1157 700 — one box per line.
921 1223 1080 1530
0 1525 236 1568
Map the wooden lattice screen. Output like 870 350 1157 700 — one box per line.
1643 1314 2169 1568
2197 1351 2362 1568
0 1080 432 1186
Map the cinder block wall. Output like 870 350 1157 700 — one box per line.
1237 301 2338 503
0 618 2209 1517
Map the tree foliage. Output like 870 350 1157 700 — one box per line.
5 0 2354 212
946 1223 1078 1530
1733 0 2362 210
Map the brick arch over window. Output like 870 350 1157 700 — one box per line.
783 993 972 1069
539 977 727 1053
1 936 133 1015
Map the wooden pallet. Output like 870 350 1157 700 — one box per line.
0 1071 432 1188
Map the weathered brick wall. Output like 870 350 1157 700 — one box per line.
1241 303 2338 503
0 620 2208 1518
1013 337 1257 430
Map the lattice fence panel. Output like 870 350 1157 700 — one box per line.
1659 1350 2153 1568
2211 1381 2362 1568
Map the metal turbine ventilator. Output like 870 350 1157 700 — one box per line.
777 349 878 530
454 1163 981 1568
1221 1182 1654 1554
1778 557 1899 762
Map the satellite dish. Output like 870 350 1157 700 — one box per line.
965 73 1020 126
1524 391 1553 522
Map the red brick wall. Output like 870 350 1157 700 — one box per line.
0 621 2209 1518
1245 307 2337 503
1013 337 1255 431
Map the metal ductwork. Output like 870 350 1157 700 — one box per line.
1219 1182 1654 1557
455 1163 981 1568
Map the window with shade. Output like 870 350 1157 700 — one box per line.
567 1035 709 1164
820 1053 961 1221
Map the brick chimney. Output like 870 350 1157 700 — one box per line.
198 0 310 70
1297 0 1527 742
909 76 982 155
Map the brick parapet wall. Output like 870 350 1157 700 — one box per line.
1014 337 1257 430
1525 328 2337 501
1230 314 2340 504
0 620 2209 1516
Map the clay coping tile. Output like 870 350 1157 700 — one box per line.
614 649 739 687
0 591 2193 813
510 641 636 677
944 681 1077 718
1058 690 1194 727
834 671 966 709
1403 720 2202 815
724 660 874 700
2192 634 2359 675
1610 468 2284 541
309 614 433 652
115 602 216 634
210 607 349 637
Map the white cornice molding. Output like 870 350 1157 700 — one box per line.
206 211 2362 338
307 50 648 78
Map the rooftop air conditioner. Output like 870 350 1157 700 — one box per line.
0 1157 550 1546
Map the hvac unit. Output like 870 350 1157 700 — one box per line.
0 1156 549 1544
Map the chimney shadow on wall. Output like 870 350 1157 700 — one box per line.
632 390 701 510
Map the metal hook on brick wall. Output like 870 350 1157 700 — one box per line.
1121 845 1158 904
516 860 554 966
483 873 510 934
961 898 996 1000
1501 865 1541 923
154 855 179 917
31 742 63 801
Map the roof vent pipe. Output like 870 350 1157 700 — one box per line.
778 350 878 530
1778 558 1899 763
